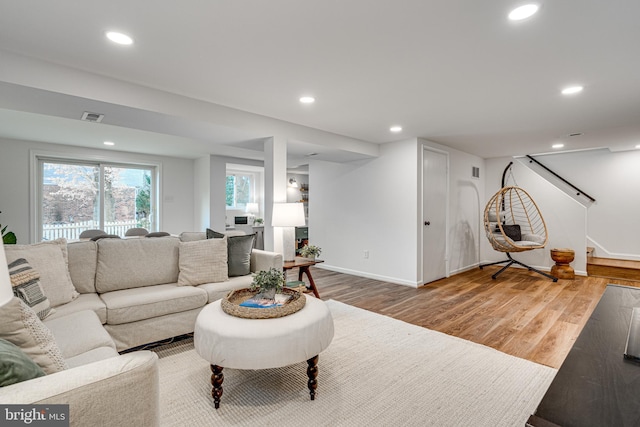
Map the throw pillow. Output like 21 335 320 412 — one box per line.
206 228 225 239
4 239 79 307
227 234 256 277
0 338 45 387
206 229 256 277
177 237 228 286
0 297 67 374
502 224 522 242
8 258 54 320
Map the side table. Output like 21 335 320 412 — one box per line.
283 257 324 298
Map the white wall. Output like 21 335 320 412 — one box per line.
0 138 195 243
423 139 485 275
483 157 588 274
522 149 640 260
311 138 484 287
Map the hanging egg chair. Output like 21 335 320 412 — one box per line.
479 164 557 281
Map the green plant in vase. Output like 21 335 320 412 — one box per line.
250 267 285 300
253 217 264 225
1 211 16 244
299 244 322 260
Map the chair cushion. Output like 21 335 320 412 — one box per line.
4 239 79 307
0 297 67 374
100 284 208 325
0 338 45 387
178 238 228 286
502 224 522 241
8 258 53 320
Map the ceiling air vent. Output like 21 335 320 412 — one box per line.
81 111 104 123
472 166 480 179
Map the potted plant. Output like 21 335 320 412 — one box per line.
253 217 264 225
299 244 322 260
249 267 285 300
1 211 16 244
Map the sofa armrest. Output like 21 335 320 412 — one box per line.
0 351 159 427
250 249 284 272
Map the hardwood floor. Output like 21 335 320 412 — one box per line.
301 266 640 369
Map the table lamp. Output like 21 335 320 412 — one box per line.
0 243 14 308
245 203 259 225
272 203 305 261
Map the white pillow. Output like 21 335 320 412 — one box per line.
0 297 67 374
4 239 79 307
177 237 228 286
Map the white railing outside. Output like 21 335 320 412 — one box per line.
43 219 139 241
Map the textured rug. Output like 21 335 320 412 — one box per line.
155 300 556 426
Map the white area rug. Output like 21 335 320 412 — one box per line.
156 300 556 426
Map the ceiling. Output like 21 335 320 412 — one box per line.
0 0 639 163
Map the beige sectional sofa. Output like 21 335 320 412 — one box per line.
0 232 283 426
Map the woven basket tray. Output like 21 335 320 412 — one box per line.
221 288 306 319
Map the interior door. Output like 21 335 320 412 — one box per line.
422 147 448 284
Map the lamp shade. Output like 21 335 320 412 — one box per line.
245 203 259 214
272 203 306 227
0 244 14 307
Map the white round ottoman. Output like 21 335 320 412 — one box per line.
194 296 334 409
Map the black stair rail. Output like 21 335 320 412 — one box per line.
526 155 596 203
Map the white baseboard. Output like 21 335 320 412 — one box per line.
317 264 421 288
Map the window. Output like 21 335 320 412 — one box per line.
225 173 254 209
38 158 156 241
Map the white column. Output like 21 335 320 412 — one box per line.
263 136 288 253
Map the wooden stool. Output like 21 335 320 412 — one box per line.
550 248 575 279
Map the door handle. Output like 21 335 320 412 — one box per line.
424 221 430 226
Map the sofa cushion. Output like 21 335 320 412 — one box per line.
207 229 255 277
95 237 180 293
8 258 53 320
227 234 255 277
178 238 228 286
65 347 119 369
197 274 254 303
45 293 107 324
4 239 79 307
179 231 205 242
44 310 115 359
100 284 208 325
0 297 67 374
0 338 45 387
67 240 98 294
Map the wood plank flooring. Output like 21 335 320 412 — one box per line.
299 266 640 369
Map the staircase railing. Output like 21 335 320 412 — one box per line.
526 155 596 203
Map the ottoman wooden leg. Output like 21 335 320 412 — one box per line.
307 355 319 400
210 364 224 409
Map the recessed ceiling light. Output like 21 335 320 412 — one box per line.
552 143 564 149
390 126 403 133
103 141 115 146
561 85 584 95
636 144 640 149
508 4 539 21
106 31 133 45
299 96 315 104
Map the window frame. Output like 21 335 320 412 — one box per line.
30 149 161 242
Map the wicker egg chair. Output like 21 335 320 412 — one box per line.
479 185 557 281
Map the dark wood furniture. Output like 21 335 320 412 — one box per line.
283 257 324 298
527 284 640 427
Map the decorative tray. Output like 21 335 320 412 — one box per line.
221 288 306 319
